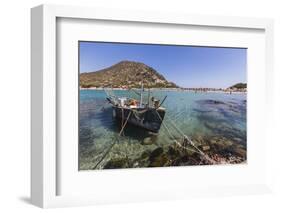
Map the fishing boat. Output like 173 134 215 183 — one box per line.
105 85 166 133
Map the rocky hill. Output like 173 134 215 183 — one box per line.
228 83 247 89
80 61 178 88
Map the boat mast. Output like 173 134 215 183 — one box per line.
140 82 143 107
147 88 150 107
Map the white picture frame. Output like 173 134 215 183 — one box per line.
31 4 274 208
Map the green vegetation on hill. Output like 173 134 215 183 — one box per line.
80 60 178 88
229 83 247 89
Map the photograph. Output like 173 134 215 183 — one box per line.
79 41 247 170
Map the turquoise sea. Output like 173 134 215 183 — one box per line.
79 89 247 170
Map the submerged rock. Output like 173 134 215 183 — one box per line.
149 153 169 167
103 157 129 169
232 147 246 158
167 146 181 157
140 150 151 159
149 147 164 161
148 147 170 167
223 140 233 147
201 145 210 151
197 99 225 105
142 137 154 145
131 150 152 168
79 128 94 144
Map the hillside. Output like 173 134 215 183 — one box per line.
228 83 247 89
80 61 178 88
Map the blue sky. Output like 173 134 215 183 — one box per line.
79 41 247 88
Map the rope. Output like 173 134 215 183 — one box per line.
167 116 215 163
131 108 149 114
154 111 198 154
121 108 124 135
119 110 132 136
92 141 116 169
172 110 186 123
104 88 118 102
99 89 215 166
92 110 132 169
155 110 215 164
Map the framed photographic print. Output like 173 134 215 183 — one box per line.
78 41 247 170
31 4 274 208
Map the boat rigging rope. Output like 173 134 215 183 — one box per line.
92 140 117 170
155 110 215 164
119 111 132 136
157 113 200 154
167 126 202 153
121 108 124 135
172 110 186 123
100 89 215 166
92 110 132 169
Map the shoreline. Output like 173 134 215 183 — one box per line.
79 87 247 94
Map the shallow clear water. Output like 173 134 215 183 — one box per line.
79 89 246 170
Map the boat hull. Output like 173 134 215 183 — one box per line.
113 107 165 133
